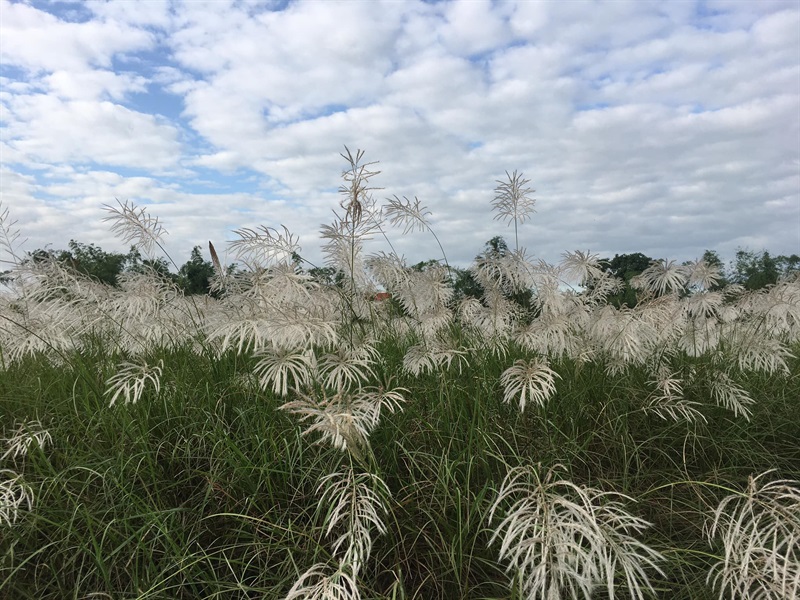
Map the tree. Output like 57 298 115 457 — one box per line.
27 240 133 286
600 252 654 308
454 236 534 310
124 247 174 280
178 246 215 295
729 249 800 289
451 266 484 303
730 249 779 290
776 253 800 281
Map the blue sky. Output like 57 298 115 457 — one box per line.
1 0 798 270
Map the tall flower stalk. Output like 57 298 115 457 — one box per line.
491 170 536 253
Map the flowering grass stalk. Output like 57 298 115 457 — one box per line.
318 468 390 575
284 563 360 600
707 472 800 600
499 359 560 412
488 464 665 600
1 469 34 527
104 359 163 406
1 420 52 461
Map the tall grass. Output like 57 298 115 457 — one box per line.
1 151 798 599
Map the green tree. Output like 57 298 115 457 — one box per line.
451 266 483 303
124 247 174 280
308 265 344 288
178 246 215 295
453 236 534 310
776 253 800 280
600 252 654 308
730 249 779 290
28 240 132 286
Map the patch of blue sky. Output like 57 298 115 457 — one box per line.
27 0 92 23
575 102 610 112
261 103 356 129
0 63 28 81
126 86 185 122
316 103 350 118
467 49 495 66
694 1 724 21
692 0 730 31
245 0 292 14
3 164 45 179
180 167 266 195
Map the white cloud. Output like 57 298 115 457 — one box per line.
4 94 181 170
0 0 797 271
44 69 148 101
440 0 511 56
0 0 155 73
85 0 172 29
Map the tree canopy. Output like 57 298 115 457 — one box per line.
23 238 798 301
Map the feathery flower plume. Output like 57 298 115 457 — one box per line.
0 202 25 268
458 293 515 348
491 170 535 251
678 315 720 357
280 389 374 456
686 258 722 291
365 252 408 291
402 339 469 376
488 464 664 600
590 305 655 368
318 344 377 392
1 469 34 527
284 563 360 600
559 250 605 286
318 469 390 574
583 271 624 305
104 359 163 406
252 347 315 397
707 369 755 420
723 328 793 375
682 291 724 319
229 225 300 270
632 259 688 297
103 199 167 258
339 147 381 228
514 313 580 358
644 372 706 424
281 383 406 456
499 359 560 412
1 420 52 461
384 195 432 234
707 472 800 600
320 221 371 290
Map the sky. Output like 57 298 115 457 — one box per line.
1 0 799 272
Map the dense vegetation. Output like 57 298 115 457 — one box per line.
1 151 798 600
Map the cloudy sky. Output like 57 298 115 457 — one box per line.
1 0 799 272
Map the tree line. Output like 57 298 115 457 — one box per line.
7 238 798 304
17 241 217 296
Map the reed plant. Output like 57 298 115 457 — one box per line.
0 150 798 599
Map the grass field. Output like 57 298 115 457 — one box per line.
1 154 798 599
